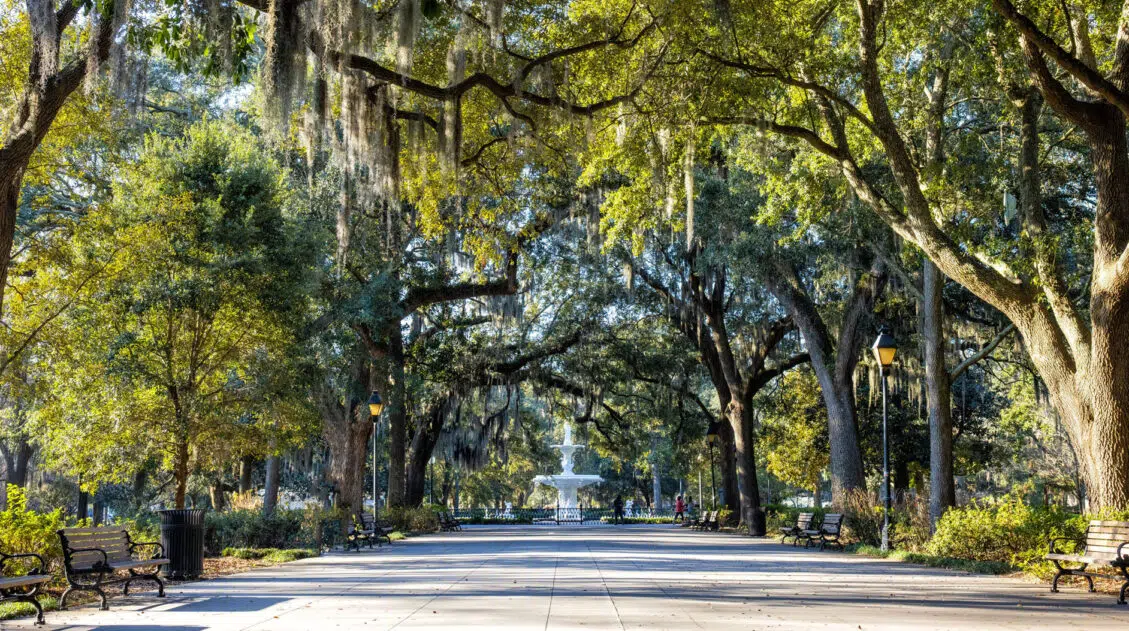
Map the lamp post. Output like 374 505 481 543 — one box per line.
872 331 897 552
428 456 435 505
368 390 384 523
706 421 720 510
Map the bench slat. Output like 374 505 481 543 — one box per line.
1047 552 1121 564
1088 525 1129 533
60 527 128 536
0 575 50 588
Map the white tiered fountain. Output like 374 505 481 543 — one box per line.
533 423 602 519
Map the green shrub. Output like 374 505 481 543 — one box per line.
262 548 317 563
220 547 317 563
206 508 341 554
0 485 63 569
926 494 1086 574
717 509 735 527
842 489 883 546
383 506 439 532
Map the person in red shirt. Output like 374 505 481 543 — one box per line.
674 495 686 523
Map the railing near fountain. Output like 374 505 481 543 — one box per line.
451 506 679 524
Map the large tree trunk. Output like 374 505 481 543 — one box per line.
173 434 189 510
922 261 955 525
766 261 881 505
405 399 446 507
0 174 20 314
210 480 228 512
727 399 762 533
380 329 408 508
262 454 280 515
1 437 34 487
322 403 372 515
238 456 255 493
717 415 740 512
77 486 88 523
1075 119 1129 509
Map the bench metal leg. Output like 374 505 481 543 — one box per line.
1050 568 1063 593
3 594 45 625
61 583 109 611
124 568 165 597
1118 564 1129 605
25 595 44 625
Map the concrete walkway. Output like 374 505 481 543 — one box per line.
8 525 1129 630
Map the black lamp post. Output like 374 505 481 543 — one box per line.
368 390 384 522
872 331 897 552
706 421 720 510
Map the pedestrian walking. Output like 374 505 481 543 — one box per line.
674 495 686 523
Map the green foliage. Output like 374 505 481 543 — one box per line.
926 495 1090 572
0 596 58 622
384 507 440 532
0 485 63 566
220 547 318 563
757 369 829 496
35 119 318 503
205 508 335 554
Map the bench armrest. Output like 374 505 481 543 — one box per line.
1 552 48 575
1117 542 1129 561
1048 536 1084 555
130 540 166 560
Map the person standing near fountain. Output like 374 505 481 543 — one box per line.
613 495 624 524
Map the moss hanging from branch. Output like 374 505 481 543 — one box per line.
262 0 307 129
392 0 422 77
27 0 58 83
684 129 696 250
85 0 132 93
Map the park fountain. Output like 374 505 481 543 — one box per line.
533 423 602 519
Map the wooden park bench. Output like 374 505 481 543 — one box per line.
57 526 167 610
1 550 52 625
802 513 844 550
780 512 814 546
1046 519 1129 604
439 512 462 532
693 510 719 531
348 513 393 551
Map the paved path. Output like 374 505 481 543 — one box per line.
9 525 1129 630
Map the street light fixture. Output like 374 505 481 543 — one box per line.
706 421 720 510
872 331 897 552
368 391 383 523
368 391 384 417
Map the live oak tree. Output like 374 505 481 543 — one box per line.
0 0 127 318
36 120 315 509
643 0 1129 508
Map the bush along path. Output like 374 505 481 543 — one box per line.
768 493 1129 598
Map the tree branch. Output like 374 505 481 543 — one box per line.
950 323 1016 381
992 0 1129 117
